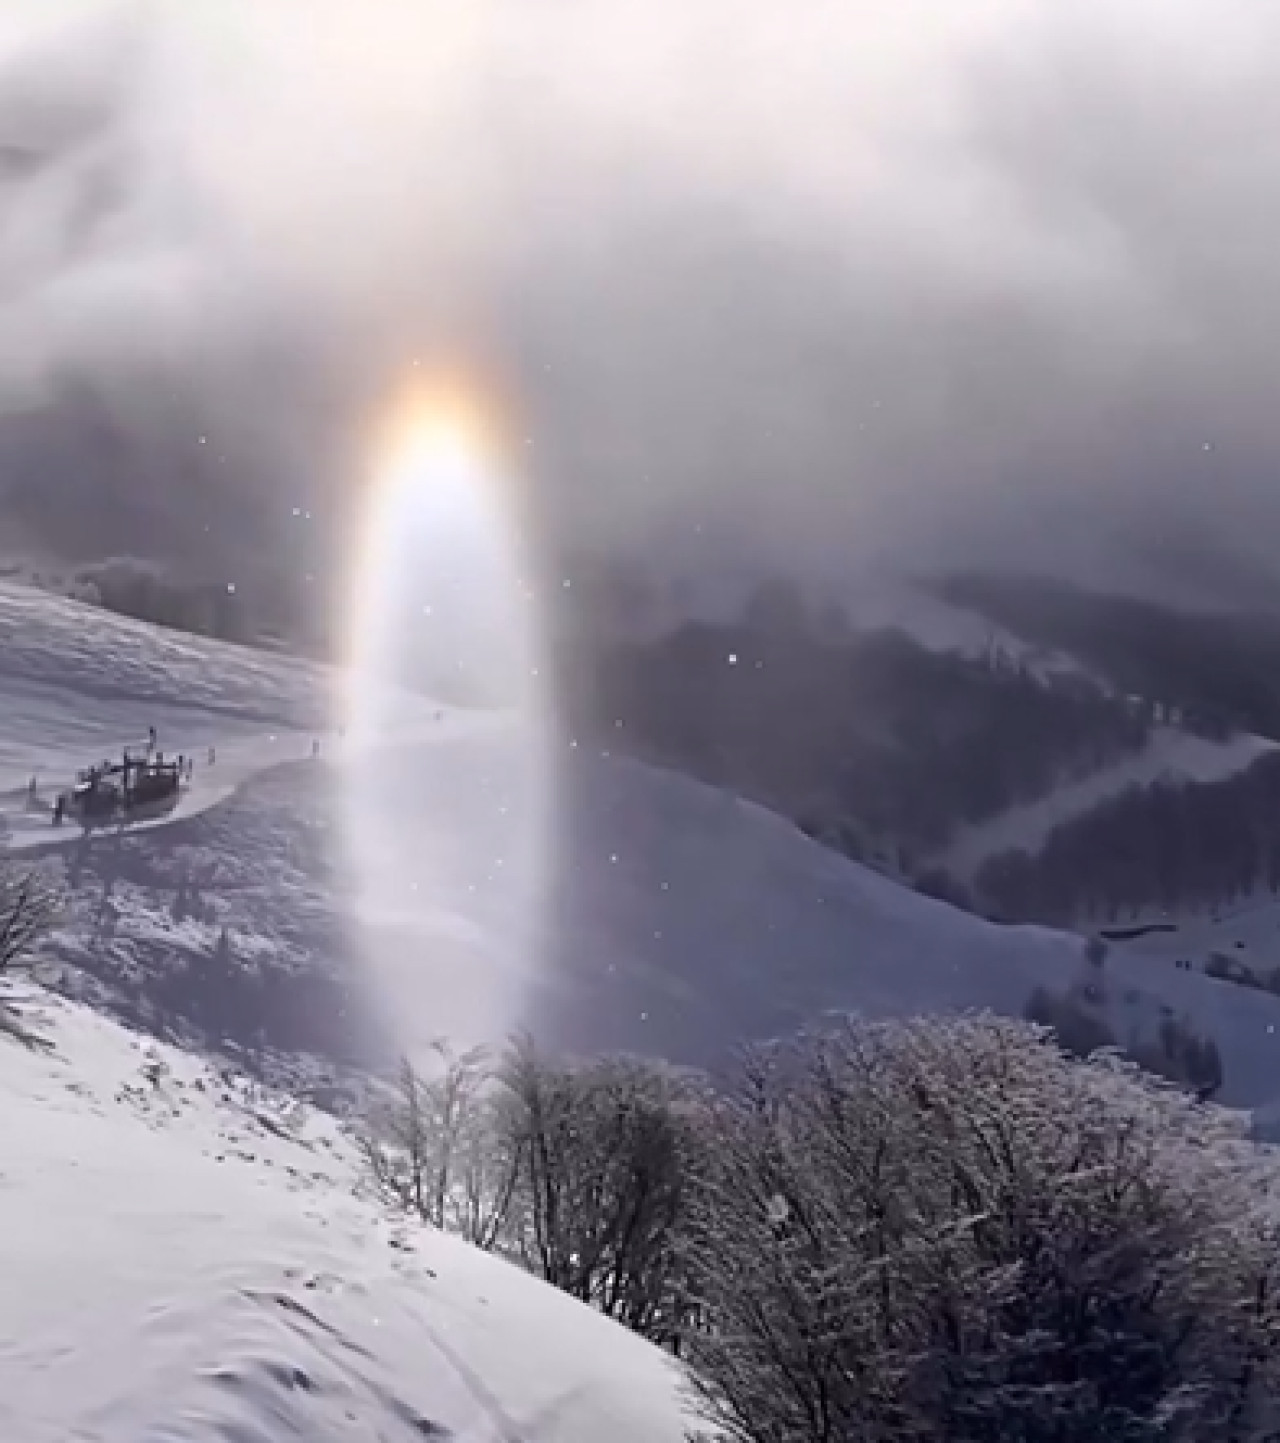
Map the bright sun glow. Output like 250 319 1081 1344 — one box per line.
370 370 511 495
337 369 550 1062
398 421 476 481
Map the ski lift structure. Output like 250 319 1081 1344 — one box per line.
55 747 185 829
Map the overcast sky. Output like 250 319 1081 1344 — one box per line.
1 0 1280 608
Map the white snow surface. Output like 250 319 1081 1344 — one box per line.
944 728 1278 879
1 580 1280 1106
0 581 330 727
0 985 688 1443
16 583 1280 1435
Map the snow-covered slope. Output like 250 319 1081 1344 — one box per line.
4 580 1280 1108
0 986 687 1442
944 728 1278 880
536 752 1280 1106
15 581 1280 1436
0 580 331 726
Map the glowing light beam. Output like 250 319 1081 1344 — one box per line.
338 370 550 1060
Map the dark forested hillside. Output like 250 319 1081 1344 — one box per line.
940 574 1280 740
562 584 1149 859
975 751 1280 926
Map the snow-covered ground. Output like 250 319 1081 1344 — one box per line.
4 580 1280 1104
539 752 1280 1106
943 728 1278 880
0 581 331 726
0 985 687 1442
11 581 1280 1435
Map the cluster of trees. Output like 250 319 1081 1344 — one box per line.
361 1040 695 1348
976 752 1280 925
361 1015 1280 1443
567 581 1149 856
70 558 248 643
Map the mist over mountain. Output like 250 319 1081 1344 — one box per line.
0 1 1278 620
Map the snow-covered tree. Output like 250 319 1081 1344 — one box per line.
681 1015 1280 1443
497 1039 696 1344
360 1044 518 1250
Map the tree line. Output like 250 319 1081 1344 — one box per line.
941 573 1280 741
565 579 1149 858
360 1015 1280 1443
975 751 1280 926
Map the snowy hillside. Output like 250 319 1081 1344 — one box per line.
943 728 1277 880
841 580 1085 679
538 753 1280 1106
0 580 331 727
0 985 687 1442
3 581 1280 1107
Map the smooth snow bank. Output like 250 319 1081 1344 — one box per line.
0 987 688 1443
944 728 1278 879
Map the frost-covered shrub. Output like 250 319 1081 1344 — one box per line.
497 1039 697 1346
360 1039 699 1347
0 866 61 975
681 1015 1280 1443
359 1045 518 1250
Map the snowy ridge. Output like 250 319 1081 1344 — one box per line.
943 728 1278 879
843 582 1082 677
0 580 331 727
0 986 687 1442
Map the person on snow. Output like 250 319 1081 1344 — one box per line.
207 745 216 766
